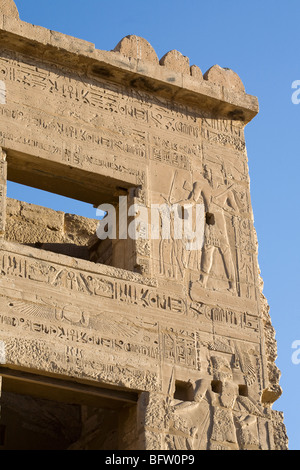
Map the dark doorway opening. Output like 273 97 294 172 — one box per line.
0 369 139 450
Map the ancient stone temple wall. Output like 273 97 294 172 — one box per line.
0 0 288 450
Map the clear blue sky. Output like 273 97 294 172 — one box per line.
8 0 300 450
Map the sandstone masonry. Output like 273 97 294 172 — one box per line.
0 0 288 450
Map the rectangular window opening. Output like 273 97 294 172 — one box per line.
5 180 137 272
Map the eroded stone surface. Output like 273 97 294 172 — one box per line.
0 3 288 451
160 49 191 75
204 64 245 92
113 35 159 64
190 64 203 80
0 0 19 18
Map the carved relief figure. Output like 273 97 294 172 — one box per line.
200 162 240 293
166 352 264 450
158 160 240 293
158 170 196 279
183 159 240 294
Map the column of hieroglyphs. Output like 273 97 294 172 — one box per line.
0 148 7 237
0 144 7 437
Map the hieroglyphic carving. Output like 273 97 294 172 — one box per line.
0 294 161 390
201 115 246 151
0 305 160 364
0 148 7 235
150 132 201 169
154 133 257 299
3 336 160 391
161 327 201 370
62 148 146 185
0 249 187 315
0 49 201 138
0 248 157 284
189 301 259 333
0 17 287 449
0 110 198 189
0 102 200 170
233 216 257 300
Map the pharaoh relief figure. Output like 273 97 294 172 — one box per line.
186 157 243 295
166 353 265 450
159 159 242 293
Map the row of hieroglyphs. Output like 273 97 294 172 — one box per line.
0 251 186 314
0 307 200 370
0 50 200 136
0 116 147 185
0 106 250 204
1 332 160 391
0 250 259 333
0 105 195 171
0 106 242 172
0 298 260 374
0 308 161 364
0 50 245 150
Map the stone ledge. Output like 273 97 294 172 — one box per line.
0 15 259 123
0 239 158 287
